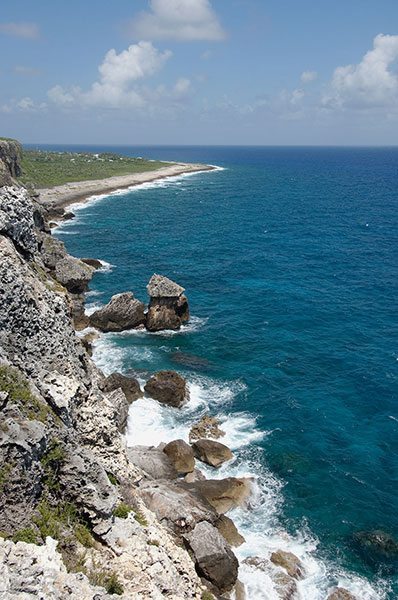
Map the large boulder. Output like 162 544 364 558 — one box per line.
100 372 142 403
55 256 94 294
189 415 225 442
144 371 189 408
270 550 305 580
192 439 233 468
184 477 252 514
89 292 146 332
127 446 177 480
163 439 195 475
138 479 218 533
328 589 357 600
40 234 67 270
215 515 245 547
146 274 189 332
183 521 239 594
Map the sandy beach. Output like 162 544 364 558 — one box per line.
38 162 215 210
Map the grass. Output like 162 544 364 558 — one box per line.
112 502 132 519
12 527 39 544
201 592 215 600
0 365 52 423
88 569 124 595
40 439 66 491
33 500 94 548
19 149 171 188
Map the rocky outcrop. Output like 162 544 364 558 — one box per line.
163 439 195 475
144 371 189 408
146 274 190 332
127 446 178 480
243 556 299 599
100 372 142 404
270 550 305 580
328 589 357 600
55 256 94 294
184 477 252 514
0 139 22 186
90 292 146 332
192 438 233 468
183 521 239 594
0 186 38 255
189 415 225 442
215 515 245 547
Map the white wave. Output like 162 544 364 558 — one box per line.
97 259 115 273
85 301 103 316
85 290 103 298
92 332 155 375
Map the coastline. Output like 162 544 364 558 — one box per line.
38 162 216 211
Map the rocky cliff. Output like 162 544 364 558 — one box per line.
0 139 22 187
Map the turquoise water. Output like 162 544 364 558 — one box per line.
52 146 398 598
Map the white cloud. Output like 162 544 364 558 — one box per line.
14 65 41 76
325 34 398 109
16 97 47 112
48 41 172 110
129 0 225 41
301 70 317 83
0 22 39 39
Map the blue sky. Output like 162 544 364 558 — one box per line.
1 0 398 144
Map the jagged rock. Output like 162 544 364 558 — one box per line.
55 256 94 294
0 186 38 254
105 387 130 433
101 372 142 404
189 415 225 442
144 371 189 408
163 439 195 474
328 589 357 600
63 211 75 220
147 274 185 297
184 477 252 514
215 515 245 547
80 330 99 356
183 521 239 594
90 292 146 332
0 537 112 599
184 468 206 483
40 233 67 270
127 446 178 480
81 257 103 269
270 550 305 580
192 438 233 468
243 556 298 600
0 139 21 186
138 480 218 534
146 274 189 332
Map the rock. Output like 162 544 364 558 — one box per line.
55 256 94 293
40 233 67 270
62 211 75 220
147 274 185 297
127 446 178 480
192 438 233 468
101 372 142 403
81 257 103 269
146 274 189 332
90 292 146 332
183 521 238 593
0 139 21 186
243 556 298 600
138 480 218 534
0 186 38 255
80 330 98 356
352 529 398 573
106 387 130 433
189 415 225 442
184 468 206 483
144 371 189 408
163 439 195 475
184 477 252 514
328 589 357 600
215 515 245 547
270 550 305 580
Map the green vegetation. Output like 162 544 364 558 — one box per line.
112 502 132 519
133 510 148 527
0 365 52 423
201 592 215 600
148 539 160 546
12 527 38 544
88 569 124 595
107 472 119 486
0 463 12 492
40 439 66 491
33 500 94 548
19 149 170 188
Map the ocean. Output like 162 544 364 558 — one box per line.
48 145 398 599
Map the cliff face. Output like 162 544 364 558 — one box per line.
0 182 204 598
0 139 22 186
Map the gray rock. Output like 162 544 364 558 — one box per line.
81 257 103 269
244 556 298 599
184 477 252 514
163 439 195 475
0 186 38 255
55 256 94 294
147 274 185 298
40 233 67 270
146 299 183 331
101 372 142 404
215 515 245 547
127 446 178 480
189 415 225 442
144 371 189 408
183 521 238 593
192 438 233 468
328 589 357 600
270 550 305 580
90 292 146 332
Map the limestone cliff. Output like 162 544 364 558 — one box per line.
0 139 22 186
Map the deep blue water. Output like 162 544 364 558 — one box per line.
50 145 398 597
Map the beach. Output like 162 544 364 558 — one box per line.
38 162 215 210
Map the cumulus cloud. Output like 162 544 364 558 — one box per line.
16 97 47 112
128 0 225 41
325 33 398 108
0 22 39 39
48 41 173 110
301 70 317 83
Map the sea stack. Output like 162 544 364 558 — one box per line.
146 273 190 332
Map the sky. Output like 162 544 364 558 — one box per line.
1 0 398 145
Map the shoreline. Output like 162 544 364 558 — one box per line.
38 162 216 212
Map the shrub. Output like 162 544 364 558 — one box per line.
74 523 94 548
112 503 132 519
0 365 51 422
89 569 124 595
12 528 39 544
